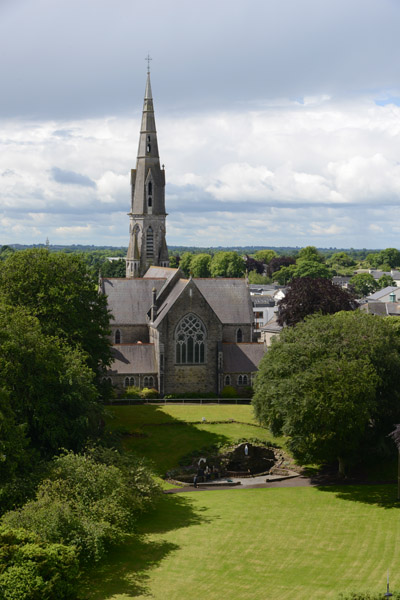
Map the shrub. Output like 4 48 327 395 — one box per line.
221 385 238 398
140 388 159 399
0 526 79 600
2 449 161 563
164 392 218 399
124 385 141 399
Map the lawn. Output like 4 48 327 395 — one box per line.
105 404 285 475
83 484 400 600
85 405 400 599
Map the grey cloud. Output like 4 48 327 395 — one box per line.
1 0 399 119
50 167 96 188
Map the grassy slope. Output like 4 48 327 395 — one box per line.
83 405 400 599
105 405 285 475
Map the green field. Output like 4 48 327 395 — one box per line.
85 405 400 599
105 404 285 475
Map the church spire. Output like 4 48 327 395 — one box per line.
126 66 169 278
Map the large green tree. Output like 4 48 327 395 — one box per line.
0 249 111 373
210 251 245 278
254 249 278 265
190 253 212 277
0 304 99 456
349 273 379 298
253 311 400 476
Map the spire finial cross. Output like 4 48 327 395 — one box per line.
145 54 152 74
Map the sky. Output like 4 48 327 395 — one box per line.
1 0 400 249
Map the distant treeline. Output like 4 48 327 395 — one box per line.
5 243 383 260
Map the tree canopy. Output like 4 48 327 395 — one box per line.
191 253 212 277
349 273 379 298
254 249 278 264
277 277 357 326
266 256 296 278
253 311 400 476
0 304 99 456
210 251 245 278
0 249 111 373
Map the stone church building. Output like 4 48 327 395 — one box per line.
101 72 266 395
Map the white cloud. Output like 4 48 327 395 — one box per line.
1 95 400 247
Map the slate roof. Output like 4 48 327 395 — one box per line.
361 301 400 316
102 278 165 324
252 295 275 307
366 286 398 301
152 278 189 327
222 343 266 373
109 344 156 374
261 313 283 333
195 279 253 323
144 266 178 279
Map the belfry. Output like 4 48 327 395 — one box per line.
126 68 169 277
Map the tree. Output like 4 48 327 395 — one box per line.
169 254 180 268
190 253 212 277
0 389 29 483
179 252 193 276
0 249 111 374
0 304 99 456
100 258 126 278
378 274 395 289
266 256 296 277
0 526 79 600
248 271 269 284
349 273 379 298
3 449 160 562
326 252 355 268
254 250 278 265
378 248 400 268
272 264 297 285
293 260 332 279
210 251 245 278
277 277 357 326
244 255 265 274
297 246 324 263
253 311 400 476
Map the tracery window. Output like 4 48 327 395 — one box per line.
175 313 206 364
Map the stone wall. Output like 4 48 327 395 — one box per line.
222 324 253 343
158 280 223 394
111 324 149 344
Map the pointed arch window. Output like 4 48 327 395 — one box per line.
125 377 135 388
237 375 248 386
175 313 206 364
115 329 121 344
225 375 231 386
236 328 243 343
146 226 154 257
146 136 151 153
143 376 154 388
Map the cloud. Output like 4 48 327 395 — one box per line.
1 94 400 248
51 167 96 188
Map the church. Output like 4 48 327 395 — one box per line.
100 71 266 395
